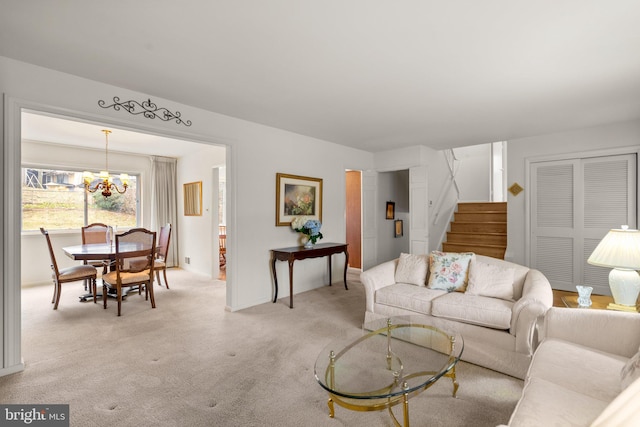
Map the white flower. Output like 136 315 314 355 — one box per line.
291 216 309 231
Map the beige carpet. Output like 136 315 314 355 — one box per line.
1 269 523 426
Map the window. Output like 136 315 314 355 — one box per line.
22 167 139 231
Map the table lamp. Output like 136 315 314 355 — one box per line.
587 225 640 311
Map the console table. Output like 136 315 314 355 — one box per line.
271 242 349 308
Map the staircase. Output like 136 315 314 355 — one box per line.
442 202 507 259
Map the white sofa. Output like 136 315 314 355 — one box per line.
360 254 553 379
506 307 640 426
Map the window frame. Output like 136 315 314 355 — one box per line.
21 164 141 232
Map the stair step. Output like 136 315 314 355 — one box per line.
446 232 507 246
454 211 507 223
450 222 507 234
442 242 506 259
457 202 507 213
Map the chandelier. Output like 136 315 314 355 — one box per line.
83 129 129 198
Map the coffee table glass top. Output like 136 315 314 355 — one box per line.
314 316 463 401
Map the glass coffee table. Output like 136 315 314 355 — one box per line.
314 316 463 427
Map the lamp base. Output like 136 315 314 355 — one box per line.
608 268 640 307
607 303 639 313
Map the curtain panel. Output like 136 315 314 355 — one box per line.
151 156 178 267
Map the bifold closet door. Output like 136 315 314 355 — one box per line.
531 154 636 294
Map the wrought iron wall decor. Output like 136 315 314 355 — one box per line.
98 96 192 127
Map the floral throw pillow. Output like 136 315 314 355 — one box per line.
427 251 475 292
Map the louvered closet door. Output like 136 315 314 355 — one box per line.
531 154 637 294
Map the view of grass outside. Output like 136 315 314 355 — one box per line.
22 168 138 231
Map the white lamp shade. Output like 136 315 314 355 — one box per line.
588 227 640 270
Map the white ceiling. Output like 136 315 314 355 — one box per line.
3 1 640 153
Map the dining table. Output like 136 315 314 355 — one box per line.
62 242 150 301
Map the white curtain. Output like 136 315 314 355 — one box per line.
151 156 178 267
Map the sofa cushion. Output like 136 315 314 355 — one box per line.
427 251 474 292
621 347 640 389
508 377 609 427
375 283 446 315
529 338 627 403
394 252 429 286
430 292 512 329
592 376 640 427
465 258 515 301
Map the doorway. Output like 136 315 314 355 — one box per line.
345 170 362 269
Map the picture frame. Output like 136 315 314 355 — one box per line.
386 201 395 220
276 173 323 226
394 220 403 238
183 181 202 216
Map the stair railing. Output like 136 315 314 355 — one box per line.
432 149 461 225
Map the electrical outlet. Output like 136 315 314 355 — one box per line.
184 256 190 264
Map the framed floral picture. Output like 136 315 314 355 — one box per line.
276 173 323 226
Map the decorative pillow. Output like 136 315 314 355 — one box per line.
395 253 429 287
427 251 474 292
621 349 640 390
465 259 515 301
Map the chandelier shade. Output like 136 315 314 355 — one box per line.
83 130 128 198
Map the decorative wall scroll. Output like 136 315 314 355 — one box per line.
98 96 192 127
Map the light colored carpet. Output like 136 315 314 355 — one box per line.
1 269 523 426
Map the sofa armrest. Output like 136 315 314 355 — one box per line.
540 307 640 358
360 259 398 312
511 269 553 354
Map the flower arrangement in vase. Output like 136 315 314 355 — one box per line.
291 216 323 248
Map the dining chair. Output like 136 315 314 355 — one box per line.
81 223 113 276
101 228 157 316
154 223 172 289
40 228 98 309
219 225 227 268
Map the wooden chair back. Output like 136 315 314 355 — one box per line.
40 227 61 277
81 223 111 244
157 223 172 261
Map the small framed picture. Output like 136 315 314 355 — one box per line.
394 220 403 238
386 201 395 220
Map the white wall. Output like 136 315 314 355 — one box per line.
427 144 493 251
1 55 374 375
176 144 225 277
376 170 409 262
506 119 640 265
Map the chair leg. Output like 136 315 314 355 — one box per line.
162 269 169 289
117 286 122 316
53 281 62 310
51 279 57 304
103 283 108 309
92 277 97 304
156 270 162 287
148 281 156 309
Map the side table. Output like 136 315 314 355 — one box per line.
271 242 349 308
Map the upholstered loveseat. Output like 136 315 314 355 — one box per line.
505 307 640 426
360 252 553 379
